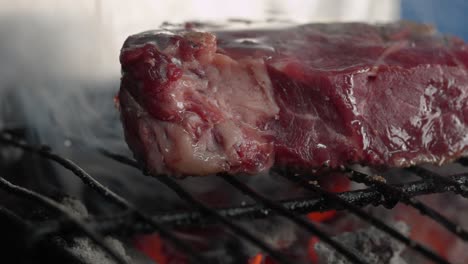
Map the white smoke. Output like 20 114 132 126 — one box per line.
0 0 399 147
0 13 121 147
0 1 400 199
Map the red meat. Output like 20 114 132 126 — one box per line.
118 22 468 176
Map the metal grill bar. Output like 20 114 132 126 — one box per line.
278 171 450 264
0 177 128 264
101 147 368 263
99 151 293 264
154 174 293 264
408 166 468 198
348 170 467 244
100 148 468 264
1 132 292 264
101 149 314 264
0 131 208 264
33 171 468 237
2 129 467 263
218 174 368 264
0 205 28 229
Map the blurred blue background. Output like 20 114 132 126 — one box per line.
402 0 468 40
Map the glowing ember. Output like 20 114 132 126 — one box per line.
248 253 276 264
307 211 337 222
248 253 264 264
134 234 186 264
307 172 351 222
307 237 320 263
132 170 468 263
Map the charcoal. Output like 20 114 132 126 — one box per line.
315 222 409 264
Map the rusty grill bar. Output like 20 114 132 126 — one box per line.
1 130 468 264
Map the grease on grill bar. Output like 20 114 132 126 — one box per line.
1 130 468 263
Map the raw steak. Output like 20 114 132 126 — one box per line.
118 21 468 176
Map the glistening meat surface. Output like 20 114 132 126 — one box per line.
118 22 468 176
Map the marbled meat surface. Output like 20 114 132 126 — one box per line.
118 22 468 176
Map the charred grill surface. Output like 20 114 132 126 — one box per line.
1 130 468 263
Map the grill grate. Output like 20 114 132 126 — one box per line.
219 173 368 264
35 172 468 232
278 170 453 264
0 177 129 264
348 168 468 241
1 130 468 264
98 150 292 264
407 166 468 198
0 131 208 264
